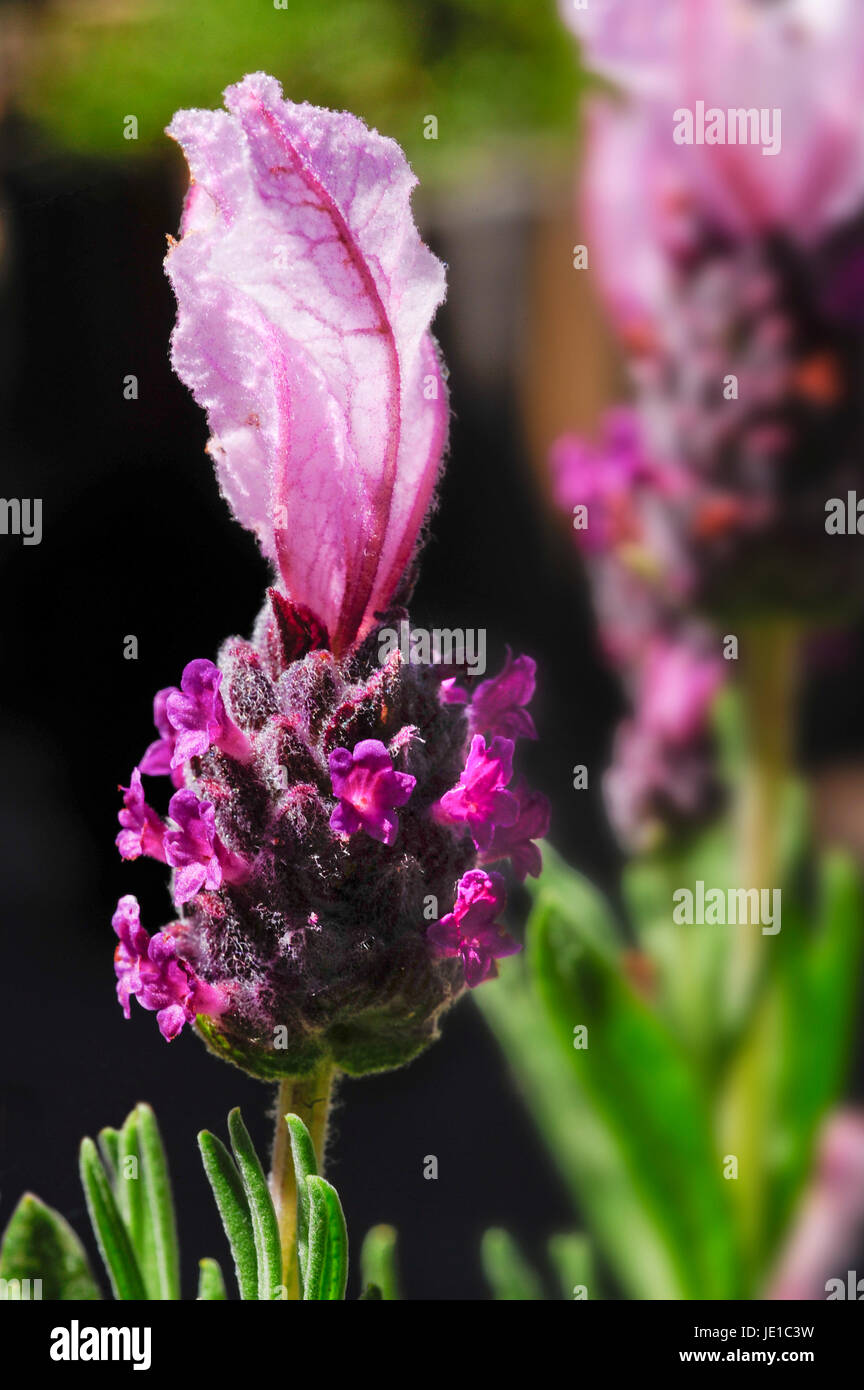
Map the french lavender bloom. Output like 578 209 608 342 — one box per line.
110 75 547 1079
550 407 726 846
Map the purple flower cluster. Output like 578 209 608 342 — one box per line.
113 896 226 1043
114 625 544 1071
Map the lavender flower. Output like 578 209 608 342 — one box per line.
328 739 416 846
110 76 547 1079
434 735 519 853
113 896 227 1043
116 769 167 863
427 869 519 989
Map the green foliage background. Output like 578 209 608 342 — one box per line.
20 0 582 181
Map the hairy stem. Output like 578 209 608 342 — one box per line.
269 1062 337 1298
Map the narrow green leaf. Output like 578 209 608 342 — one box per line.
360 1224 399 1301
227 1109 282 1301
481 1229 542 1301
0 1193 101 1301
97 1128 121 1187
79 1138 147 1300
478 848 741 1301
304 1175 348 1301
285 1113 318 1287
198 1130 258 1301
548 1233 593 1300
134 1104 180 1300
476 949 688 1299
197 1257 227 1300
116 1109 154 1296
530 887 741 1298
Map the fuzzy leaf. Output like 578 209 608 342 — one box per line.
79 1139 147 1300
227 1109 282 1300
116 1109 155 1297
0 1193 101 1301
285 1112 318 1289
135 1104 181 1300
97 1127 121 1185
761 853 864 1261
198 1130 258 1301
304 1175 348 1301
477 942 688 1299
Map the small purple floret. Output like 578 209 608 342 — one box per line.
469 648 538 741
116 768 167 862
140 688 183 786
427 869 519 988
166 658 251 769
164 789 249 905
434 734 519 852
112 894 226 1041
484 784 550 882
440 649 537 740
328 739 416 846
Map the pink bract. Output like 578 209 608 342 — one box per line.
165 73 449 656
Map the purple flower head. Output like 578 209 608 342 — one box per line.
484 784 550 882
166 658 251 769
139 688 183 786
116 768 167 863
164 788 249 905
113 894 226 1041
434 734 519 852
328 739 416 846
428 869 520 988
165 72 448 657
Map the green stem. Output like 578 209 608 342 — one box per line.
269 1062 336 1299
723 620 798 1278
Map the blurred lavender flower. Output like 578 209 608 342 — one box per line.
552 411 725 847
558 0 864 614
552 0 864 842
